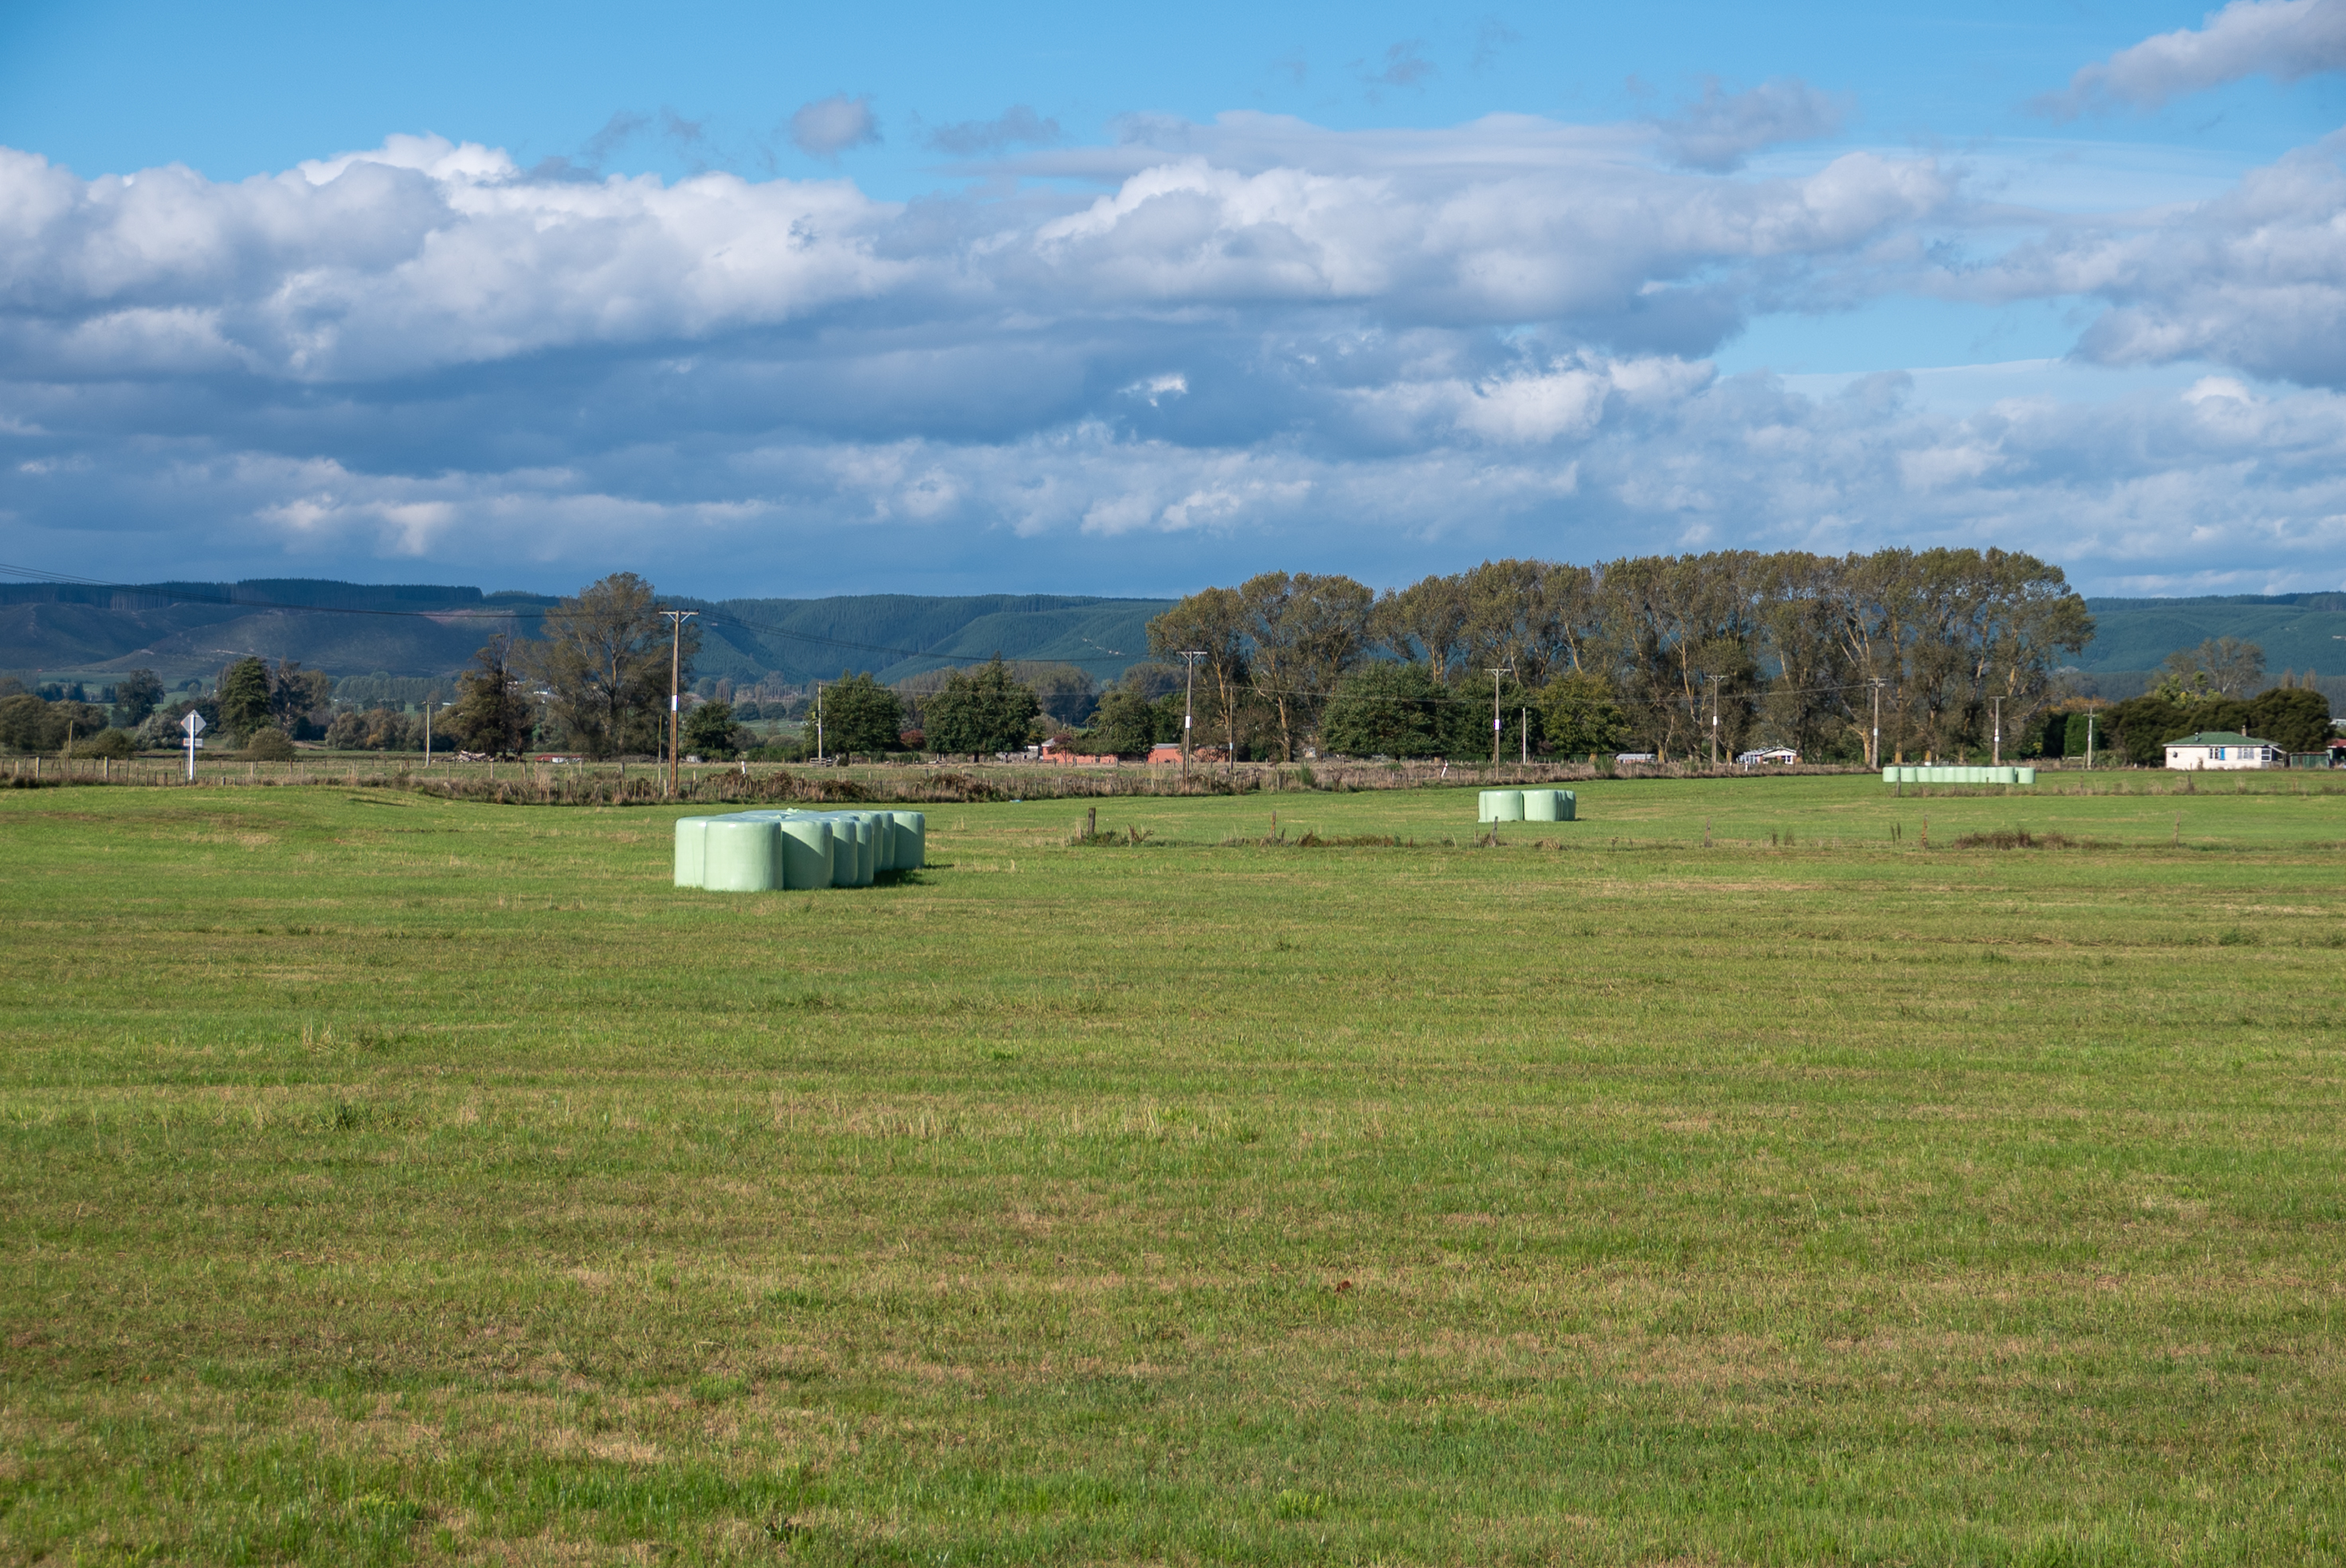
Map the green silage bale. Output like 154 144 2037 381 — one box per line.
675 817 715 888
700 819 779 892
826 815 857 888
886 810 927 868
775 817 835 890
845 814 876 887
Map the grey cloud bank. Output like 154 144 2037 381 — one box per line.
1654 77 1852 172
2 104 2344 599
789 93 881 158
924 105 1062 156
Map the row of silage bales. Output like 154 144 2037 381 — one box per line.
673 809 926 892
1478 788 1576 822
1881 766 2038 786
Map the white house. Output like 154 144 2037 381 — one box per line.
1736 747 1800 766
2164 731 2281 770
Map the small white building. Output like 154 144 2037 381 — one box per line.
2164 731 2281 770
1736 747 1800 766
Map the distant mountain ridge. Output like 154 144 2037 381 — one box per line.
695 592 1170 685
6 576 2343 688
2079 594 2346 677
0 578 1173 686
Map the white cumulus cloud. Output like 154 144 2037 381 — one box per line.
0 112 2341 594
2041 0 2346 115
1952 136 2346 389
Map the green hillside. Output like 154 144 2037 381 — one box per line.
0 578 1172 687
11 574 2343 692
2080 593 2346 675
692 594 1168 684
0 580 551 684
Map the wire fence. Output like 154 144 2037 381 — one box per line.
3 751 1909 802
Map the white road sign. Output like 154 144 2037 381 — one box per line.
181 711 206 735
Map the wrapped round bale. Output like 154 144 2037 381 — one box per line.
836 814 875 888
817 813 856 888
700 818 780 892
674 817 716 887
774 817 836 890
681 806 928 891
885 810 927 869
1478 790 1525 822
1522 789 1575 821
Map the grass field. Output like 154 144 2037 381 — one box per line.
3 774 2344 1565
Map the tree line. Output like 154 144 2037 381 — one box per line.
2084 641 2334 761
1132 550 2097 765
11 557 2330 767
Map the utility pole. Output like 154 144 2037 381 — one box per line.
2085 701 2098 770
1991 695 2003 766
1709 675 1720 769
1177 651 1206 784
1520 705 1529 764
1869 678 1886 770
422 695 433 769
814 681 824 764
661 610 696 798
1486 667 1512 766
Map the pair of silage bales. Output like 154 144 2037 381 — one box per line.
1477 789 1576 822
673 809 927 892
1881 766 2038 786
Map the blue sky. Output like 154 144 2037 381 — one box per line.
2 0 2342 598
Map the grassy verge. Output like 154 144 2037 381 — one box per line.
3 776 2343 1564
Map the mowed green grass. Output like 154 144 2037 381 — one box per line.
2 774 2344 1566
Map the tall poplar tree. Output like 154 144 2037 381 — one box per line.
528 574 693 759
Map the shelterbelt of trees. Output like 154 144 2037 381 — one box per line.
2 552 2137 767
1128 549 2094 766
44 552 2319 770
2073 640 2336 762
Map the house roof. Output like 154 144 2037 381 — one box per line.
2167 731 2270 747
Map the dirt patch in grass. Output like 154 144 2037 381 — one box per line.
1951 827 2081 849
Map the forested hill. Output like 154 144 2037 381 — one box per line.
696 594 1171 685
7 574 2342 686
0 578 1173 685
2077 594 2346 676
